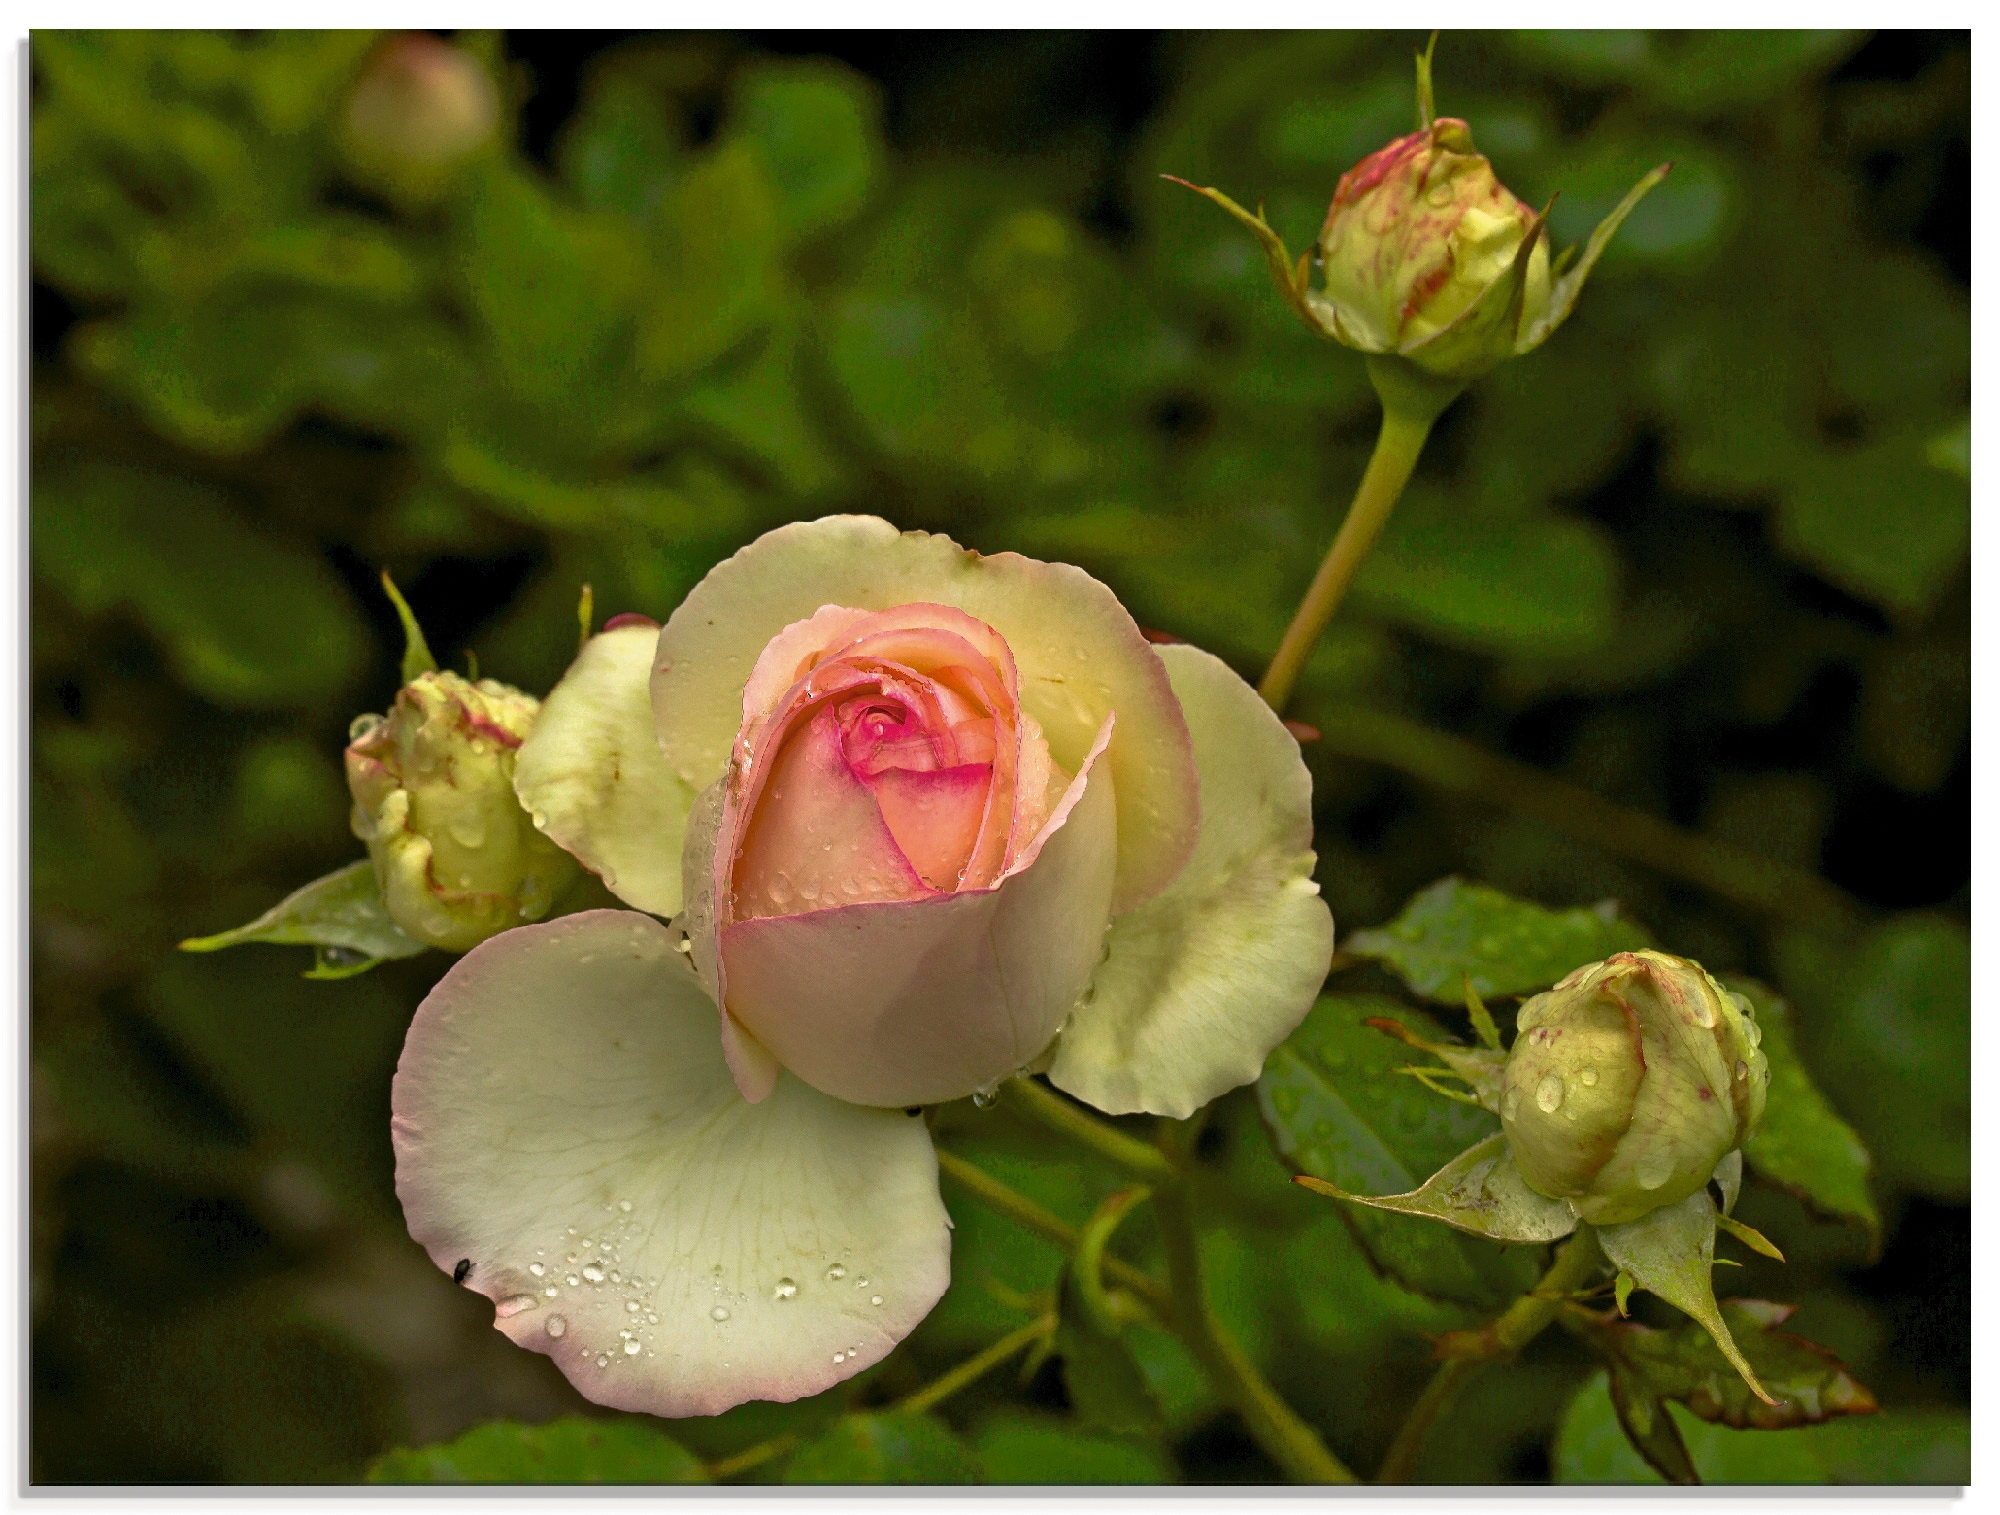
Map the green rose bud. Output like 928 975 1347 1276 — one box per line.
1315 117 1550 383
345 672 576 952
1500 950 1769 1226
337 33 499 208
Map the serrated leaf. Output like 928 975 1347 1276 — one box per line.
1297 1131 1579 1245
1569 1298 1877 1460
1346 876 1652 1005
1257 995 1540 1304
1597 1192 1770 1406
368 1416 708 1483
179 859 427 970
782 1412 979 1485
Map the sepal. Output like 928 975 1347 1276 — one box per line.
1517 163 1672 353
1294 1130 1578 1244
179 858 428 977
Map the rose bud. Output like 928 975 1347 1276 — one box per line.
337 32 499 208
1172 49 1667 390
1500 950 1769 1226
346 671 577 952
392 517 1334 1416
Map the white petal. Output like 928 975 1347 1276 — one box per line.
649 516 1197 914
514 625 694 918
391 909 951 1418
1049 644 1332 1118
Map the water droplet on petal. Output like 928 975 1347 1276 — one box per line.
528 1262 545 1277
1635 1148 1675 1191
347 713 384 743
774 1278 797 1300
768 872 795 907
544 1286 559 1298
566 1275 580 1287
825 1264 846 1282
545 1315 567 1339
596 1354 610 1368
624 1339 642 1355
581 1264 606 1284
1535 1074 1565 1112
496 1294 538 1317
711 1306 731 1322
871 1295 884 1306
832 1352 845 1364
626 1301 640 1314
1579 1068 1599 1088
1735 1060 1749 1081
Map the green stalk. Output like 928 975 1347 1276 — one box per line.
895 1314 1058 1418
1003 1075 1178 1185
1374 1226 1605 1484
1259 360 1459 714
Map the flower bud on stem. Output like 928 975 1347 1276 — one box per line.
1258 362 1459 715
1375 1226 1607 1484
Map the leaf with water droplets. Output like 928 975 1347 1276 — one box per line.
178 859 428 975
1596 1191 1775 1407
368 1416 708 1483
1346 876 1651 1006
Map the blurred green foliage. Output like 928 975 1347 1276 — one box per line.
32 28 1965 1485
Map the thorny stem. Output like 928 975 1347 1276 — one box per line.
1003 1075 1179 1185
1374 1226 1606 1484
1313 701 1867 934
1260 367 1455 714
1152 1121 1360 1485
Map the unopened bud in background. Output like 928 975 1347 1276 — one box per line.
1500 950 1768 1226
345 672 575 952
338 33 499 208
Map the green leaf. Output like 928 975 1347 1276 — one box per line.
1055 1266 1165 1443
32 458 369 709
1557 1373 1965 1486
637 138 782 382
1346 876 1652 1005
1297 1131 1579 1246
1721 979 1878 1243
1353 488 1622 658
1574 1298 1876 1438
1778 433 1969 619
1257 995 1540 1305
178 860 427 972
782 1412 979 1485
1596 1192 1769 1405
975 1410 1168 1484
369 1417 708 1483
1773 915 1970 1201
730 59 884 243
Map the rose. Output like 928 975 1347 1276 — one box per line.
337 33 499 208
1500 950 1770 1226
345 670 577 952
390 516 1334 1416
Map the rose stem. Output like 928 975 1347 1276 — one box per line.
1002 1075 1178 1185
1373 1225 1605 1484
1310 700 1867 935
940 1146 1356 1484
934 1149 1172 1315
1258 360 1459 715
1152 1117 1360 1485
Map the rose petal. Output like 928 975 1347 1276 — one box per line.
719 717 1118 1108
866 762 993 891
1049 645 1332 1118
514 624 694 918
391 909 951 1417
651 517 1197 913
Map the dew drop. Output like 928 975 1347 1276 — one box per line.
580 1237 593 1249
855 1276 869 1288
618 1199 634 1212
626 1301 640 1314
799 879 820 902
825 1264 847 1282
1635 1148 1675 1191
871 1295 884 1306
446 814 488 849
711 1306 731 1322
566 1274 580 1287
774 1278 797 1300
1501 1088 1522 1120
608 1271 623 1284
544 1287 559 1298
1579 1068 1599 1088
496 1294 539 1317
1734 1060 1749 1082
347 713 384 743
839 877 861 897
832 1352 845 1364
596 1354 610 1368
624 1339 642 1355
1535 1074 1565 1113
528 1262 546 1277
581 1264 606 1284
545 1315 567 1339
768 872 795 907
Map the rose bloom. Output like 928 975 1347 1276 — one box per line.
390 517 1332 1415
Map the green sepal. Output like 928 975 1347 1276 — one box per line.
1463 973 1502 1050
1603 1363 1701 1486
1595 1191 1774 1407
1711 1149 1742 1217
1614 1270 1636 1317
1517 162 1672 353
1714 1213 1785 1263
1364 1015 1506 1113
1295 1131 1579 1245
380 570 438 685
179 858 429 976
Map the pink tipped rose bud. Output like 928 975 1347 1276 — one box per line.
346 672 577 952
338 33 499 207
